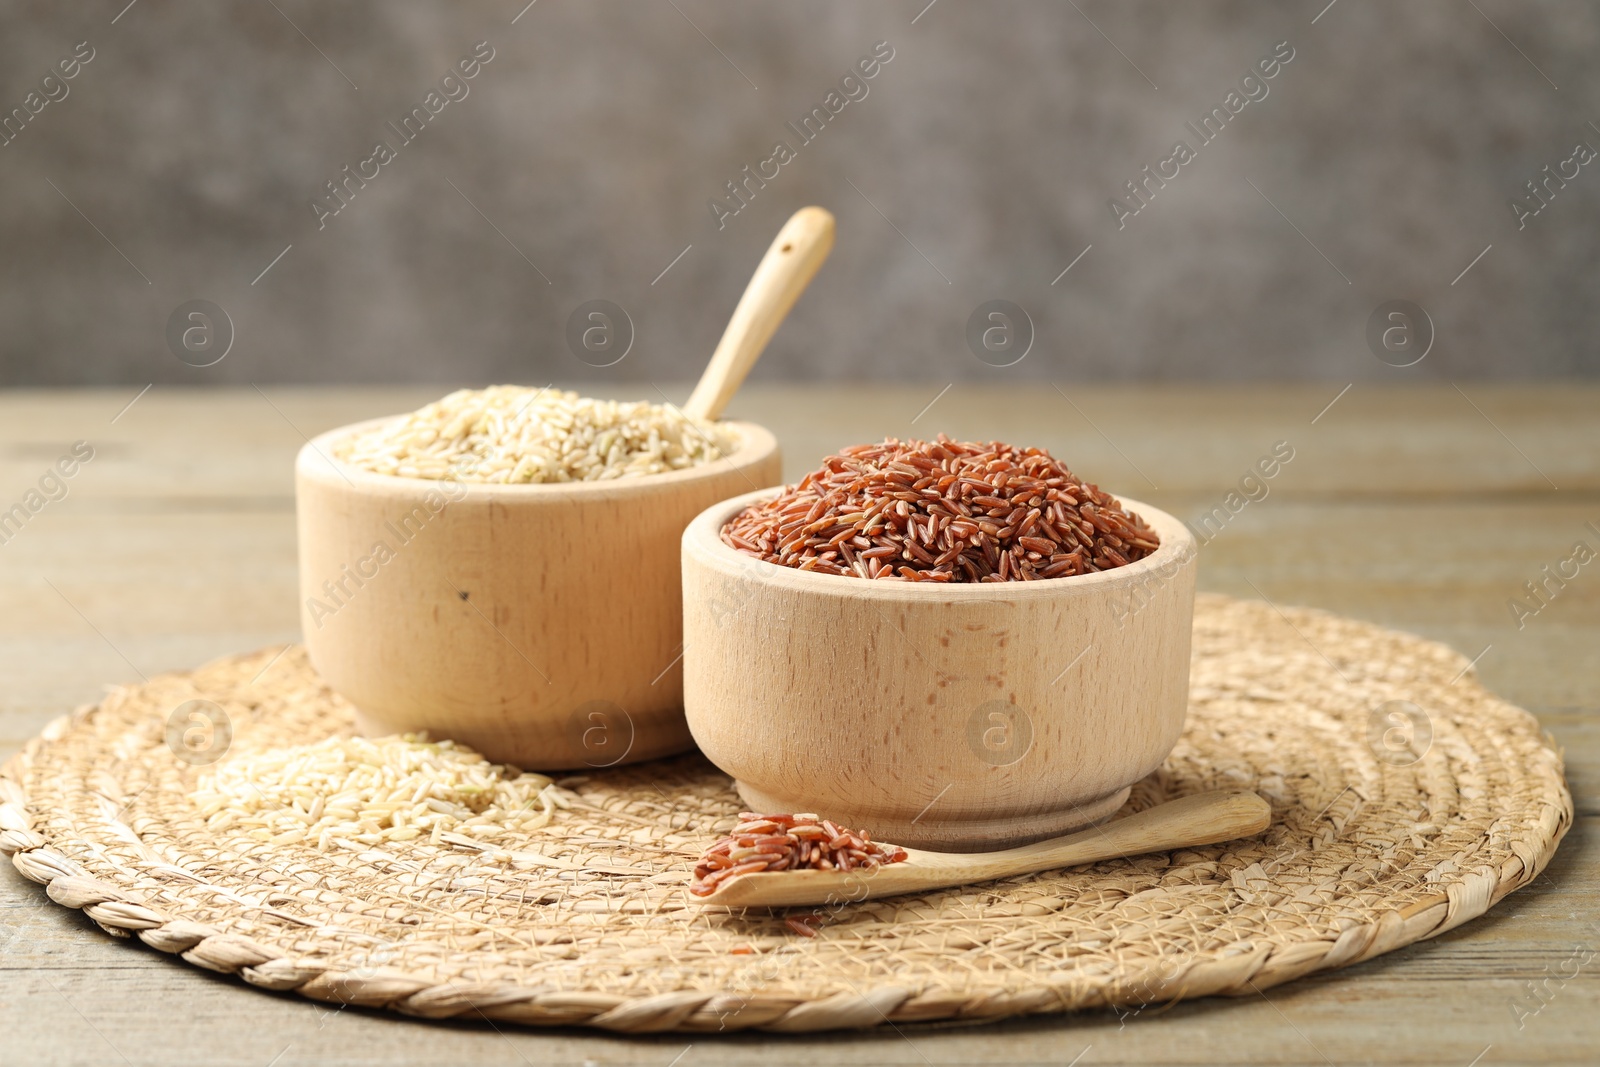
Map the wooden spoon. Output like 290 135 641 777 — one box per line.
682 206 835 422
692 789 1272 908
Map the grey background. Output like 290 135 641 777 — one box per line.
1 0 1595 387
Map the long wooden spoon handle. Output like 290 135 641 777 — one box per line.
695 790 1272 907
682 206 835 422
962 790 1274 881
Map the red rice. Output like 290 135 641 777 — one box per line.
689 812 908 896
720 436 1158 582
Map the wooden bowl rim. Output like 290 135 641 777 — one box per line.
683 487 1196 600
296 415 779 500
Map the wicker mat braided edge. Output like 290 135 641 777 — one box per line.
0 594 1570 1034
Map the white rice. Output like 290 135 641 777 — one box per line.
334 385 735 484
189 733 571 850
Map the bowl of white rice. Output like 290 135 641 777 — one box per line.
295 385 780 770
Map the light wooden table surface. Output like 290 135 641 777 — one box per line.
1 384 1595 1067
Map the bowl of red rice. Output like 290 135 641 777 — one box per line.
680 436 1196 851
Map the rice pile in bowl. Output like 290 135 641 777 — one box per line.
335 385 735 483
722 435 1158 582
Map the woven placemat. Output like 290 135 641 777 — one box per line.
0 594 1569 1033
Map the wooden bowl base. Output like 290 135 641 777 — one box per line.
352 707 694 772
733 781 1134 853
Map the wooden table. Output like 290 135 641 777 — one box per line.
1 384 1594 1066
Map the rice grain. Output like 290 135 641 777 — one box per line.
336 386 734 484
721 435 1158 582
690 812 908 896
189 733 569 849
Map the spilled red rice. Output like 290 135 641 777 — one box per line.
720 435 1158 582
690 813 909 896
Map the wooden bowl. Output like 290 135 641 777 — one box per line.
296 418 781 770
681 488 1197 851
